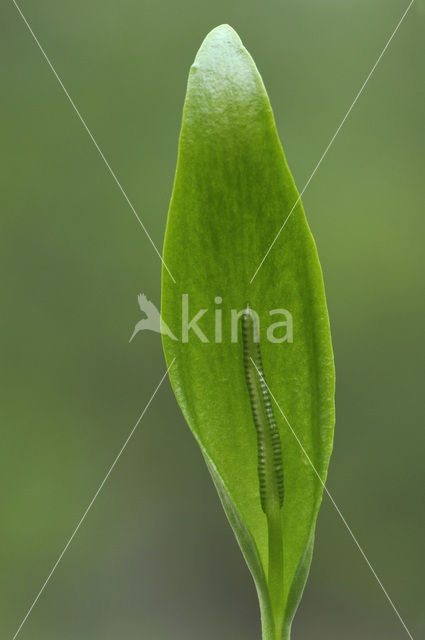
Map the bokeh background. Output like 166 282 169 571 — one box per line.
1 1 424 638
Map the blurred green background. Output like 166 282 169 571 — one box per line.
1 1 424 638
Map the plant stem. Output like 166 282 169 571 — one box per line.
267 506 284 639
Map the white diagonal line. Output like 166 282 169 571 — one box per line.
250 0 415 284
11 0 176 284
249 357 414 640
11 358 175 640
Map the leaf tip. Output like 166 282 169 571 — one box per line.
195 23 244 59
205 23 241 41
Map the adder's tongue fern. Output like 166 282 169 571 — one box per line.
161 24 335 640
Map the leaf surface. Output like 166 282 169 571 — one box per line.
161 24 335 640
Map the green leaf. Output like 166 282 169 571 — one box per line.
161 24 335 640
